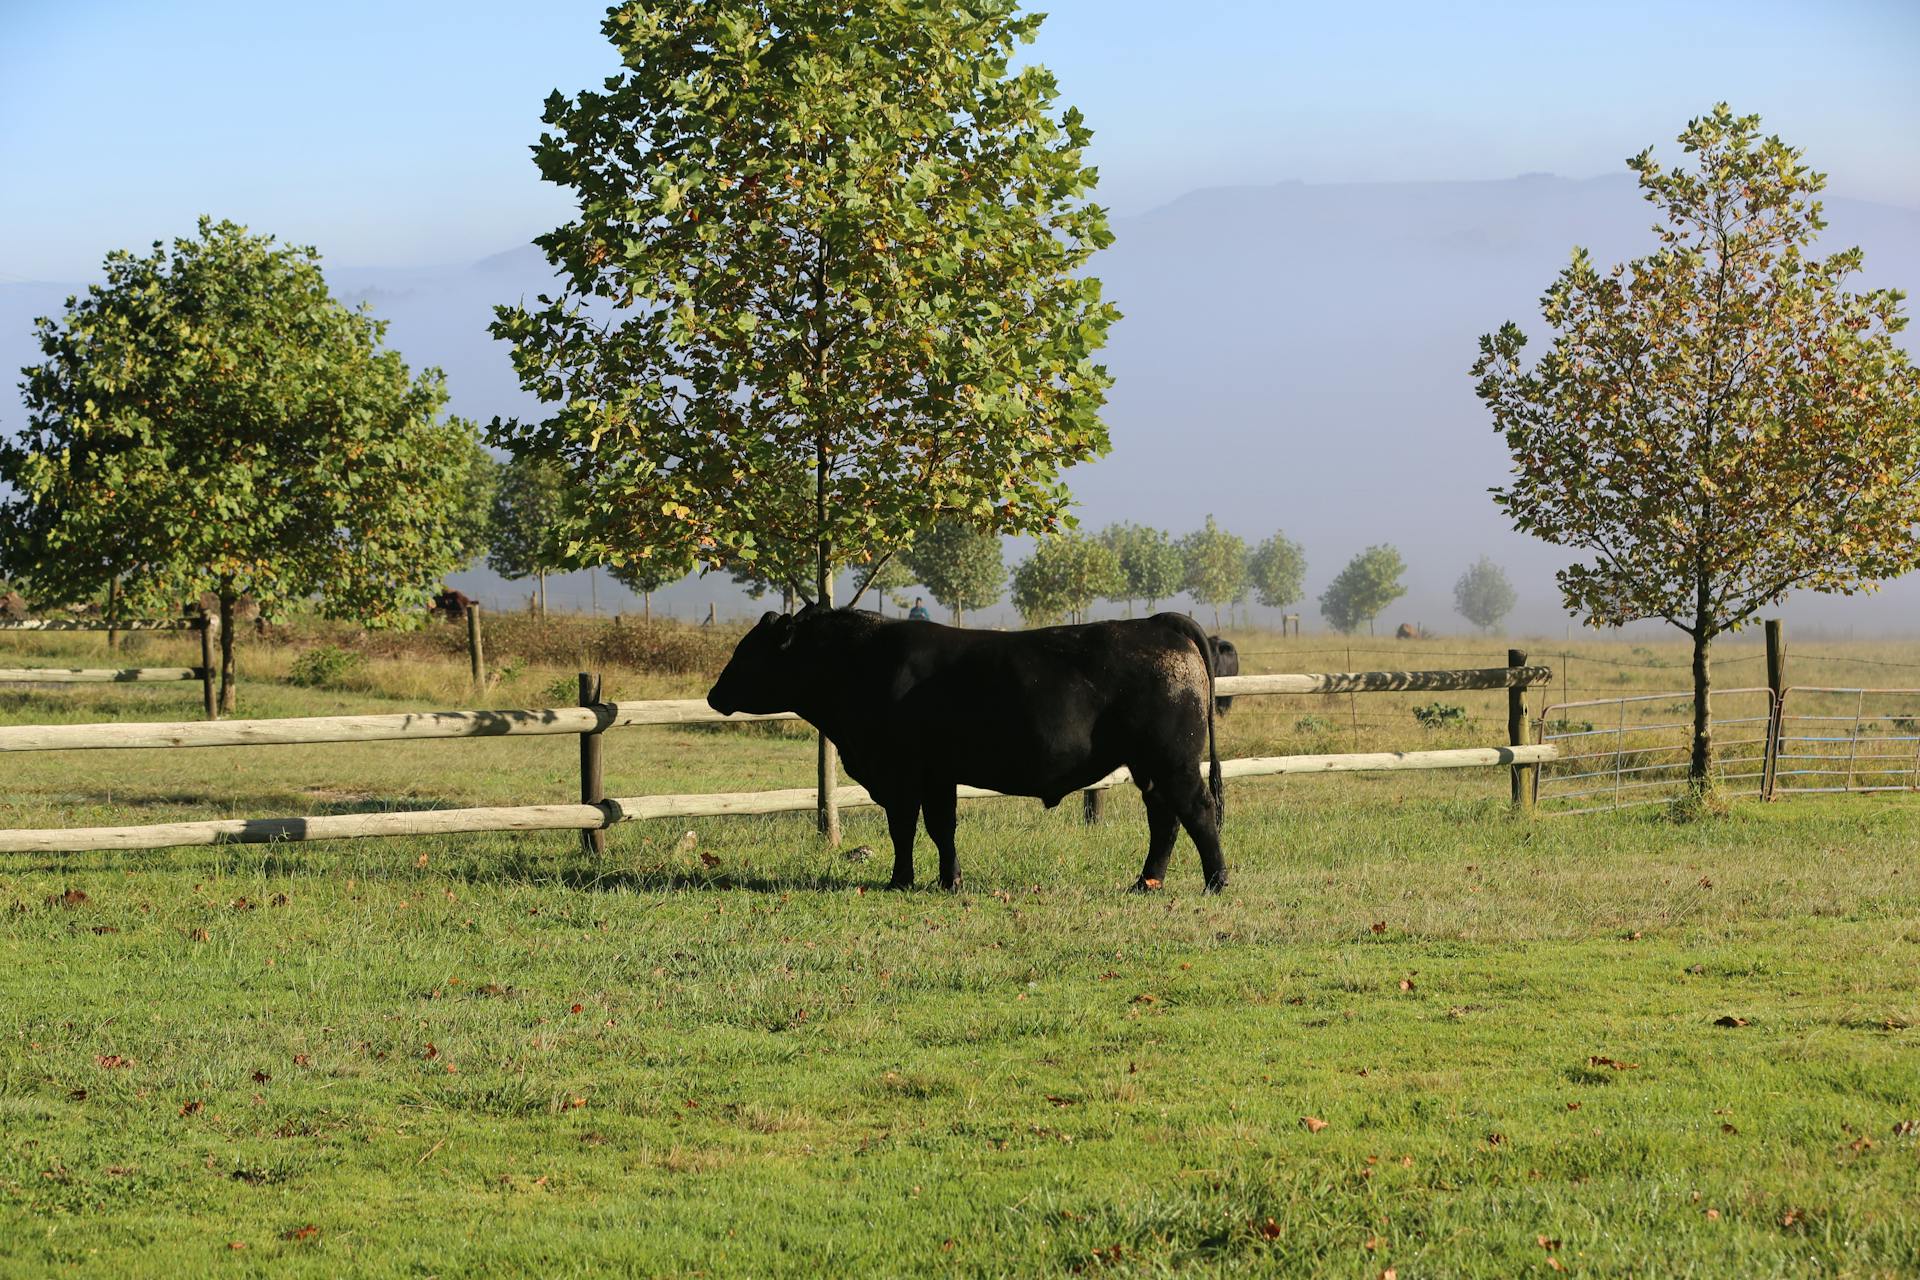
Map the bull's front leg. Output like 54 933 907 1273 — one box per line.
884 798 920 890
922 783 961 891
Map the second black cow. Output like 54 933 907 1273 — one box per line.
706 607 1227 892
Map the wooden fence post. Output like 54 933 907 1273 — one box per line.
467 604 485 692
1508 648 1535 812
198 617 217 721
578 671 607 856
1083 788 1104 825
1763 618 1786 801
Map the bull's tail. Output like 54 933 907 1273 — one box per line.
1160 613 1223 826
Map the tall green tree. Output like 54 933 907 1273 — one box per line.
0 217 478 713
1320 545 1407 635
492 1 1117 841
1011 533 1124 626
486 454 570 617
1247 532 1307 616
1098 522 1184 614
902 520 1006 625
490 0 1118 607
1453 557 1518 633
1474 106 1920 787
1180 516 1248 629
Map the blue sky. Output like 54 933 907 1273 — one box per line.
2 0 1916 280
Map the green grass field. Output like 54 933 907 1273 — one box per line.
3 624 1918 1276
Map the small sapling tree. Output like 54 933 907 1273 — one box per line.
1099 523 1184 614
1011 533 1124 626
1180 516 1248 629
1453 557 1518 633
1248 532 1308 619
1320 545 1407 635
487 453 570 618
903 520 1006 625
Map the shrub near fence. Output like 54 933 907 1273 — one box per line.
0 662 1557 856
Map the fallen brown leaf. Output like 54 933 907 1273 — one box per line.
1257 1217 1282 1240
1369 921 1387 934
1302 1116 1329 1133
1588 1056 1639 1070
1713 1015 1749 1028
280 1225 319 1242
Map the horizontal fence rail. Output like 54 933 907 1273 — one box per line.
0 667 207 684
0 747 1559 854
0 669 1549 753
0 618 200 632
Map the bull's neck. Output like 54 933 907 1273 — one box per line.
788 659 857 743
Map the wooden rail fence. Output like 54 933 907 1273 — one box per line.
0 661 1556 856
0 617 218 718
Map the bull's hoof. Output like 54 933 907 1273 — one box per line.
1129 876 1164 894
1202 873 1229 895
940 875 962 893
885 876 914 891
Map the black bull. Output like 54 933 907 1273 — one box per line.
707 607 1227 892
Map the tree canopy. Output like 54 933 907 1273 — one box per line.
1180 516 1248 627
1320 545 1407 635
1247 532 1307 612
902 519 1005 624
486 454 573 615
1011 533 1123 626
0 217 479 711
490 0 1119 610
1098 522 1184 612
1474 105 1920 783
1453 557 1517 632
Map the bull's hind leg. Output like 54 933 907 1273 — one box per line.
885 799 920 890
1173 778 1229 893
1142 769 1227 893
921 783 962 891
1131 788 1181 891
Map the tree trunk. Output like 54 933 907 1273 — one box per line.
953 605 963 627
537 572 547 619
1689 622 1714 788
217 583 238 715
643 592 651 625
106 575 120 650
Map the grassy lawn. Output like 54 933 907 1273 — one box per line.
2 629 1918 1276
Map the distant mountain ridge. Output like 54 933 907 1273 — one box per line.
4 174 1917 631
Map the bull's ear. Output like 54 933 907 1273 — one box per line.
757 611 781 628
771 613 799 651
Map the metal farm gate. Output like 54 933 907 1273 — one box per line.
1535 688 1777 815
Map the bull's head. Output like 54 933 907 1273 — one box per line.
706 608 811 715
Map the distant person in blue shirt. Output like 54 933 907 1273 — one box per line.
907 597 932 622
